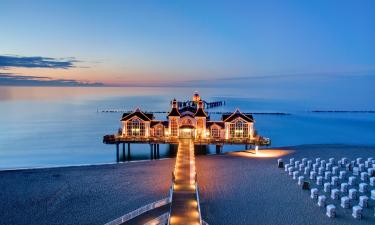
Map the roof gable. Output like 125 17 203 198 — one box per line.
121 108 153 121
222 109 253 123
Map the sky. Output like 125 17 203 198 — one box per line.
0 0 374 86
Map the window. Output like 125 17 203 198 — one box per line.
170 118 178 136
126 118 145 137
211 127 220 138
229 120 248 138
155 126 163 137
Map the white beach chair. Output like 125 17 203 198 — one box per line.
348 176 356 186
353 167 359 176
361 172 368 182
332 166 338 175
359 183 368 193
293 171 299 180
368 168 375 177
299 164 305 172
284 163 290 172
359 196 368 208
312 163 318 172
349 188 358 200
310 171 317 180
370 177 375 186
324 182 332 193
307 160 312 168
324 171 332 180
318 195 326 207
302 158 307 166
317 176 323 186
321 160 326 168
315 158 321 164
326 204 336 218
371 190 375 200
288 167 294 176
340 183 349 193
277 158 283 168
331 189 339 200
339 171 347 180
329 158 335 165
356 158 362 165
289 158 295 165
318 167 325 175
359 163 365 172
311 188 318 200
331 176 339 187
326 163 332 171
304 167 310 175
352 205 362 219
341 196 350 208
294 160 300 168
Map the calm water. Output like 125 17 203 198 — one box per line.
0 86 374 169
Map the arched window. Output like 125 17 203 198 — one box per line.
229 120 248 138
126 118 145 136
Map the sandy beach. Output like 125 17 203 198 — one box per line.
1 144 375 225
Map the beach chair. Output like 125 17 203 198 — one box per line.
370 177 375 186
349 188 358 200
277 158 284 168
352 205 363 219
339 171 347 180
331 176 339 187
326 204 336 218
356 158 362 165
359 183 368 193
317 176 323 186
304 167 310 175
353 167 359 176
348 176 356 186
340 196 350 209
293 171 299 180
318 195 326 207
359 163 365 172
332 166 338 175
324 171 332 180
331 189 339 200
324 182 332 193
326 163 332 171
340 183 348 193
310 171 317 180
359 196 368 208
318 167 325 175
311 188 318 199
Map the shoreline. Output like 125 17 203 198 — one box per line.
1 143 374 172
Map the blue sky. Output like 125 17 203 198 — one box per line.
0 0 374 86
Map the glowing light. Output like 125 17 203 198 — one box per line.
229 149 295 158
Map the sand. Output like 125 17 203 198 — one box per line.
1 144 375 225
0 160 174 225
197 144 375 225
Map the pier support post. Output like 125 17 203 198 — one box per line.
150 144 154 159
116 143 119 162
127 143 131 160
122 143 126 161
157 144 160 159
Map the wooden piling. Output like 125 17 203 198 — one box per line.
116 143 119 162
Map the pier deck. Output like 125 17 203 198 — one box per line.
169 139 201 225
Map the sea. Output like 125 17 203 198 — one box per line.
0 86 374 169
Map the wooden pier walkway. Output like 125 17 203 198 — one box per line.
169 139 201 225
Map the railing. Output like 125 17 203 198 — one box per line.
144 212 170 225
195 182 203 225
104 197 171 225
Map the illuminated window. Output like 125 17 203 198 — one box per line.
126 118 145 136
197 119 204 129
155 126 163 137
211 127 220 138
170 118 178 136
229 120 248 138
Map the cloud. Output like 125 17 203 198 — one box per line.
0 73 103 86
0 55 79 69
